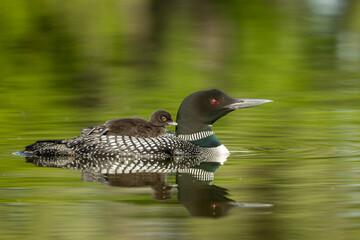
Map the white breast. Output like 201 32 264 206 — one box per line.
213 144 230 155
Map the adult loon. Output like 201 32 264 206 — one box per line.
81 109 177 137
21 89 272 159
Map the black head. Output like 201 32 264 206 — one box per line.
176 89 272 135
150 110 177 127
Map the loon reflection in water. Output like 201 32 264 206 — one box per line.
26 154 272 217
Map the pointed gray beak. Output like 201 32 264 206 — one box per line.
167 121 178 126
225 98 273 110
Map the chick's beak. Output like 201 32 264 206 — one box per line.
167 121 178 126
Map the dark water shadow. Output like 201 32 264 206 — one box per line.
24 154 272 218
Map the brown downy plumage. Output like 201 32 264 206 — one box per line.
81 110 177 138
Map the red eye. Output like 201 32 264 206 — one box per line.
211 99 218 105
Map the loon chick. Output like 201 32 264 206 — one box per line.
83 109 177 138
21 89 272 158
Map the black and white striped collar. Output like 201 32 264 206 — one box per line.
177 131 215 141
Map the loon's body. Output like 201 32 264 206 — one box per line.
21 89 272 158
82 109 176 137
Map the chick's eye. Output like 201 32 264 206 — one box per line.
211 99 218 105
161 116 167 121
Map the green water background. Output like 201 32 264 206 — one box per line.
1 1 360 239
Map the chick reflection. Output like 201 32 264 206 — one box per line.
82 171 173 201
25 154 272 217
